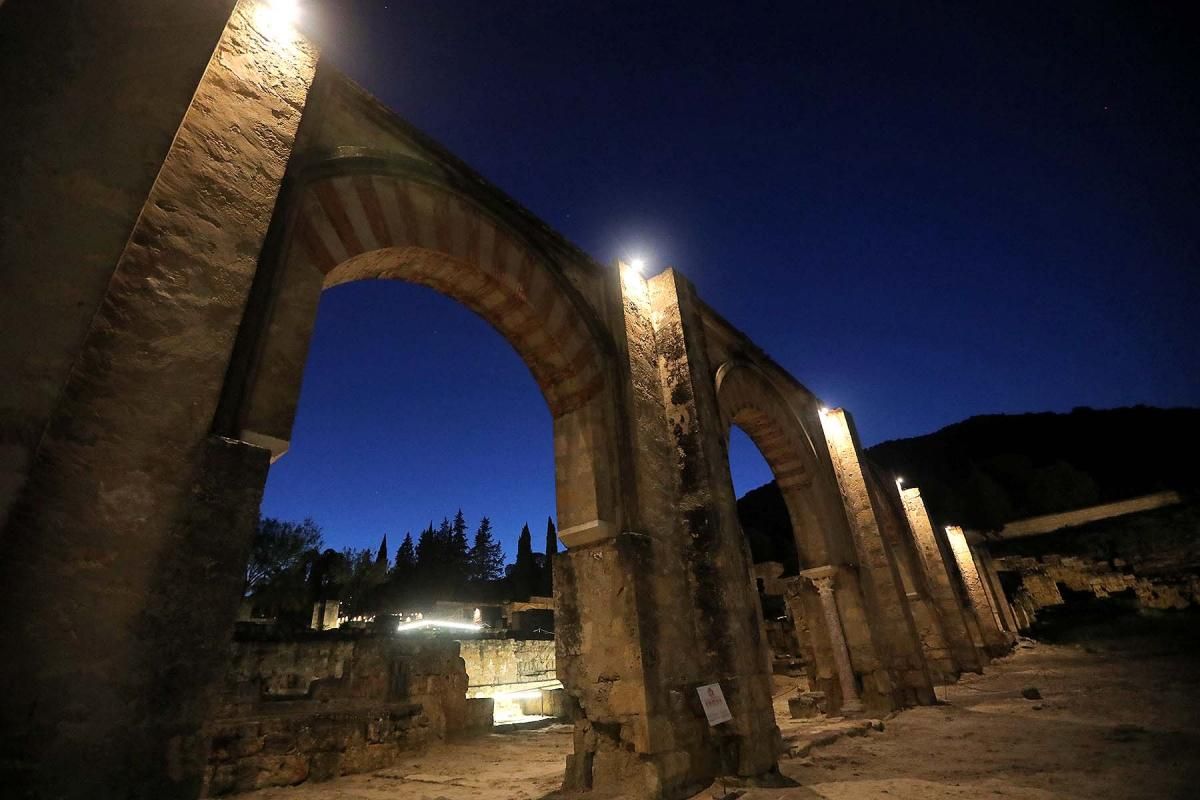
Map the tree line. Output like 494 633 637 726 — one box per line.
244 511 560 627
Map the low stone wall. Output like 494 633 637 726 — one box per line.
458 638 558 696
991 502 1200 625
203 632 482 795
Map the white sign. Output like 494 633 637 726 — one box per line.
697 682 732 726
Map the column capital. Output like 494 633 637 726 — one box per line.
808 575 835 596
799 564 839 582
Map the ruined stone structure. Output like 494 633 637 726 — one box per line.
977 494 1199 628
0 2 1002 798
203 631 489 794
459 639 559 698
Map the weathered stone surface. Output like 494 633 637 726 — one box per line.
0 0 244 529
946 526 1012 654
788 692 827 719
900 486 985 674
1 1 317 794
202 634 468 795
459 639 557 696
3 4 977 798
990 501 1200 625
819 408 934 707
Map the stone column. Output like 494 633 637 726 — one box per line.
898 487 983 673
0 4 317 797
646 269 779 778
944 526 1010 655
817 408 932 705
801 567 863 714
975 546 1020 635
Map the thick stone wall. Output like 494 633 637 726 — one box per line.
0 0 242 529
647 270 780 776
203 634 475 795
819 409 934 708
864 468 959 684
990 502 1200 623
459 639 557 695
899 486 984 673
0 4 318 797
946 526 1011 654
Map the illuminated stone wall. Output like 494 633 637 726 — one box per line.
459 639 558 696
0 2 318 796
0 0 242 530
203 634 474 795
863 466 959 684
819 409 935 706
945 526 1011 654
899 486 984 674
989 501 1200 624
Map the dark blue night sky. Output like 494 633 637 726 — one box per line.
260 1 1199 558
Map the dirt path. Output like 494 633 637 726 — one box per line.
232 639 1200 799
768 637 1200 800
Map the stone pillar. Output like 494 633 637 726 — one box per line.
646 269 779 778
557 263 779 798
899 487 983 673
817 408 933 706
944 526 1010 655
0 4 317 797
0 0 244 531
800 567 863 713
974 546 1020 635
782 578 833 696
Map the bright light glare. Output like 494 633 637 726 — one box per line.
494 689 545 700
629 258 646 273
268 0 299 25
895 476 904 487
396 618 483 633
818 407 830 416
256 0 300 41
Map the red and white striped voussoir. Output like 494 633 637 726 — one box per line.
286 173 605 416
719 369 813 490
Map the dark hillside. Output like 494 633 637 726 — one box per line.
867 406 1199 530
736 406 1200 566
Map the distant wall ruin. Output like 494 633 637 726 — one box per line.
987 499 1200 626
460 639 558 697
203 633 487 795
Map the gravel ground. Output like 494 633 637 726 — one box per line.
232 633 1200 800
768 635 1200 800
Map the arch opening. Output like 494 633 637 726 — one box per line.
213 163 628 779
233 164 620 547
714 359 879 715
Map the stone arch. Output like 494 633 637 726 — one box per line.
229 156 620 545
294 168 606 416
714 359 833 568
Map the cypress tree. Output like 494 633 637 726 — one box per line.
450 509 470 585
542 517 558 595
512 523 536 600
468 516 505 582
394 532 416 574
387 532 417 610
435 517 454 590
414 522 436 601
415 523 436 568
